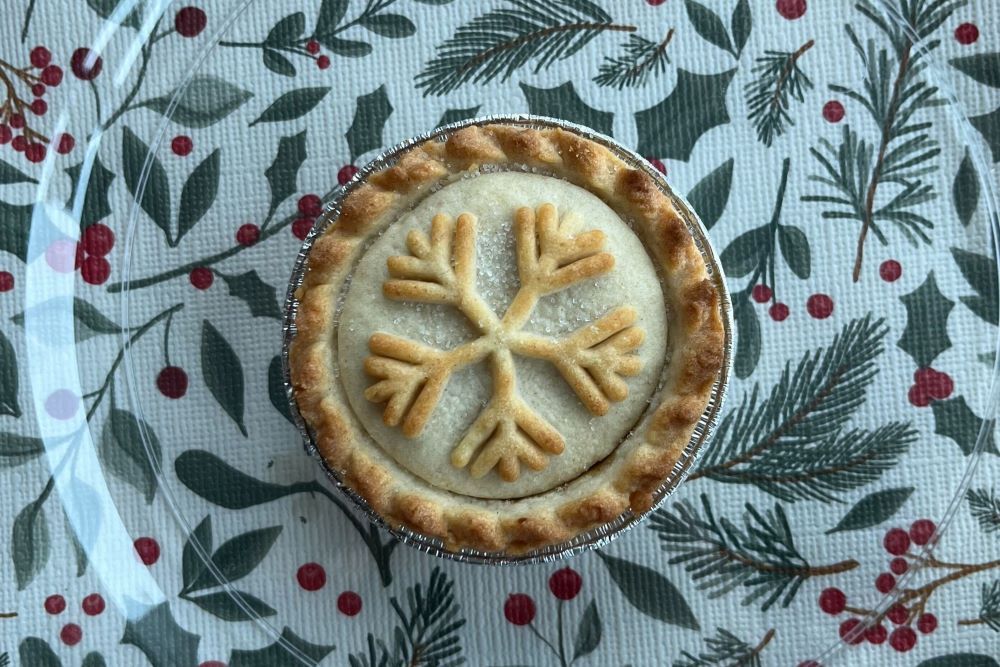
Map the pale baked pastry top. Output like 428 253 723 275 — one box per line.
338 171 667 499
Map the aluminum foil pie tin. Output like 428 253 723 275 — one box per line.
281 115 734 565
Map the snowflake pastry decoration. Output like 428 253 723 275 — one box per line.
363 203 646 482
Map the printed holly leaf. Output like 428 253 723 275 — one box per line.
687 158 733 230
268 355 294 423
122 126 172 244
0 433 43 468
0 329 20 417
18 638 60 667
220 270 282 319
86 0 142 28
12 296 121 344
951 53 1000 88
917 656 1000 667
66 157 114 229
265 131 307 220
573 600 602 660
0 200 33 261
12 492 49 590
141 75 253 128
519 82 613 137
952 248 998 325
969 106 1000 162
82 652 106 667
201 321 248 436
636 68 736 161
953 149 979 227
826 487 914 534
436 105 481 128
177 149 220 244
596 552 700 630
262 49 296 77
932 395 998 456
898 272 954 368
100 408 162 504
121 602 200 667
0 158 37 184
187 591 277 621
346 85 393 161
250 87 331 127
732 292 760 379
778 224 810 279
182 516 213 591
229 627 334 667
265 12 305 45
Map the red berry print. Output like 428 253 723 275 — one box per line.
838 618 863 644
171 135 193 156
889 626 917 652
925 371 953 400
82 223 115 256
865 624 888 645
32 83 45 97
0 271 13 292
316 55 331 70
338 164 359 185
81 255 111 285
25 143 46 163
887 604 908 625
71 48 103 80
199 663 228 667
57 133 75 154
306 40 320 54
908 383 931 407
504 593 536 625
45 389 78 420
890 557 908 575
769 302 789 321
298 194 323 217
30 99 47 116
751 284 772 303
134 537 160 565
797 662 821 667
45 239 77 272
76 243 85 269
647 157 667 174
175 6 208 37
156 366 189 399
41 65 63 86
337 591 362 616
955 22 979 45
236 223 260 246
548 567 582 600
296 562 326 591
646 0 667 5
807 293 834 319
883 528 910 555
916 613 937 634
82 593 105 616
293 218 314 240
776 0 807 20
190 267 213 289
823 100 845 123
910 518 936 546
30 46 52 68
60 623 82 646
819 587 846 615
10 113 25 129
0 125 11 144
875 572 895 593
44 594 66 614
879 259 902 281
12 136 27 152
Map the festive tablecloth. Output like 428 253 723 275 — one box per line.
2 0 1000 665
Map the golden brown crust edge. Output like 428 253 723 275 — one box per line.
289 124 726 554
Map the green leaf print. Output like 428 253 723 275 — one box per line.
686 158 733 230
201 321 248 437
573 600 602 660
951 247 998 325
0 329 20 417
177 148 220 244
185 526 282 593
346 85 393 161
0 433 43 468
121 602 201 667
122 126 172 244
950 52 1000 88
65 156 115 229
141 76 253 128
219 270 283 320
898 272 955 368
826 487 915 534
519 81 613 136
99 408 163 504
0 200 35 261
17 638 60 667
268 355 294 424
436 106 482 128
264 130 307 221
12 483 50 590
249 87 331 127
230 627 334 667
0 158 37 184
186 591 277 622
953 149 980 227
596 552 700 630
932 395 998 456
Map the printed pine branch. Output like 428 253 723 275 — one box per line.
593 29 673 89
968 488 1000 534
978 580 1000 632
675 628 775 667
416 0 635 95
690 315 907 502
649 494 859 611
804 0 961 281
0 652 7 667
745 40 814 147
349 568 466 667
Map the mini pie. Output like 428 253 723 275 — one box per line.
289 123 725 554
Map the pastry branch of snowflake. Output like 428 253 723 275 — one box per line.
364 203 645 481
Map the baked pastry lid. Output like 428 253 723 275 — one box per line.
281 114 734 564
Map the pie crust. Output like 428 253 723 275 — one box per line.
289 123 725 554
